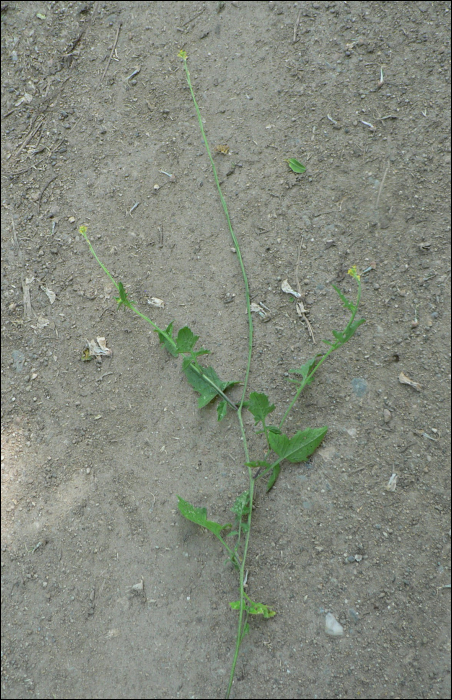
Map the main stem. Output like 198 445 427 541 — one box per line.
180 54 255 699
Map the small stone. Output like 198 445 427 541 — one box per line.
383 409 391 423
351 377 368 397
325 613 344 636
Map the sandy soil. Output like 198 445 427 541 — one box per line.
1 2 451 698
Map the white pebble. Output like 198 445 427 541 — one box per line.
325 613 344 636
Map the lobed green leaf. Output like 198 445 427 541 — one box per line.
182 360 239 408
177 497 231 538
244 392 275 426
176 326 200 353
231 491 251 518
229 597 276 618
332 284 355 312
268 426 328 463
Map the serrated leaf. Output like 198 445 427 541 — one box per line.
115 281 133 309
229 598 276 618
332 284 355 312
217 400 227 421
289 356 317 378
177 497 231 538
286 158 306 174
244 392 275 426
176 326 200 353
156 321 178 357
268 427 328 463
182 359 238 408
266 464 281 492
345 317 366 339
231 491 250 518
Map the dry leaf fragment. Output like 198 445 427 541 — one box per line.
22 276 35 320
281 279 301 298
296 300 309 316
147 297 165 308
386 473 398 491
250 302 270 320
40 285 56 304
399 371 422 392
31 316 49 330
86 337 112 359
215 144 230 154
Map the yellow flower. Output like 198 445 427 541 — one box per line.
347 265 360 280
178 50 187 60
79 225 87 235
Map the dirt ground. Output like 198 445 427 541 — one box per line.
1 1 451 698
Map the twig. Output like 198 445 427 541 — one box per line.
182 8 205 27
376 161 390 212
293 10 301 43
14 117 45 158
37 176 57 213
101 23 122 82
295 236 315 343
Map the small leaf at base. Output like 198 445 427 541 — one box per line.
177 497 231 538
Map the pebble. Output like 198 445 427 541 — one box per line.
351 377 368 397
325 613 344 636
383 408 392 423
12 350 25 373
348 608 359 623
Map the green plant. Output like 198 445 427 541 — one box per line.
80 51 365 699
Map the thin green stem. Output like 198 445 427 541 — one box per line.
180 53 256 697
180 54 253 410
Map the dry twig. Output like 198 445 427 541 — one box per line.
101 22 122 82
295 236 315 343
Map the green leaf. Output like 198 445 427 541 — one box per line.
332 284 355 312
327 318 366 348
345 317 366 339
289 356 318 385
156 322 178 357
217 400 227 421
177 497 231 538
244 392 275 426
286 158 306 174
268 426 328 463
266 464 281 492
267 426 282 435
246 460 271 470
229 597 276 618
182 359 239 408
115 281 133 309
175 326 199 353
231 491 250 518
